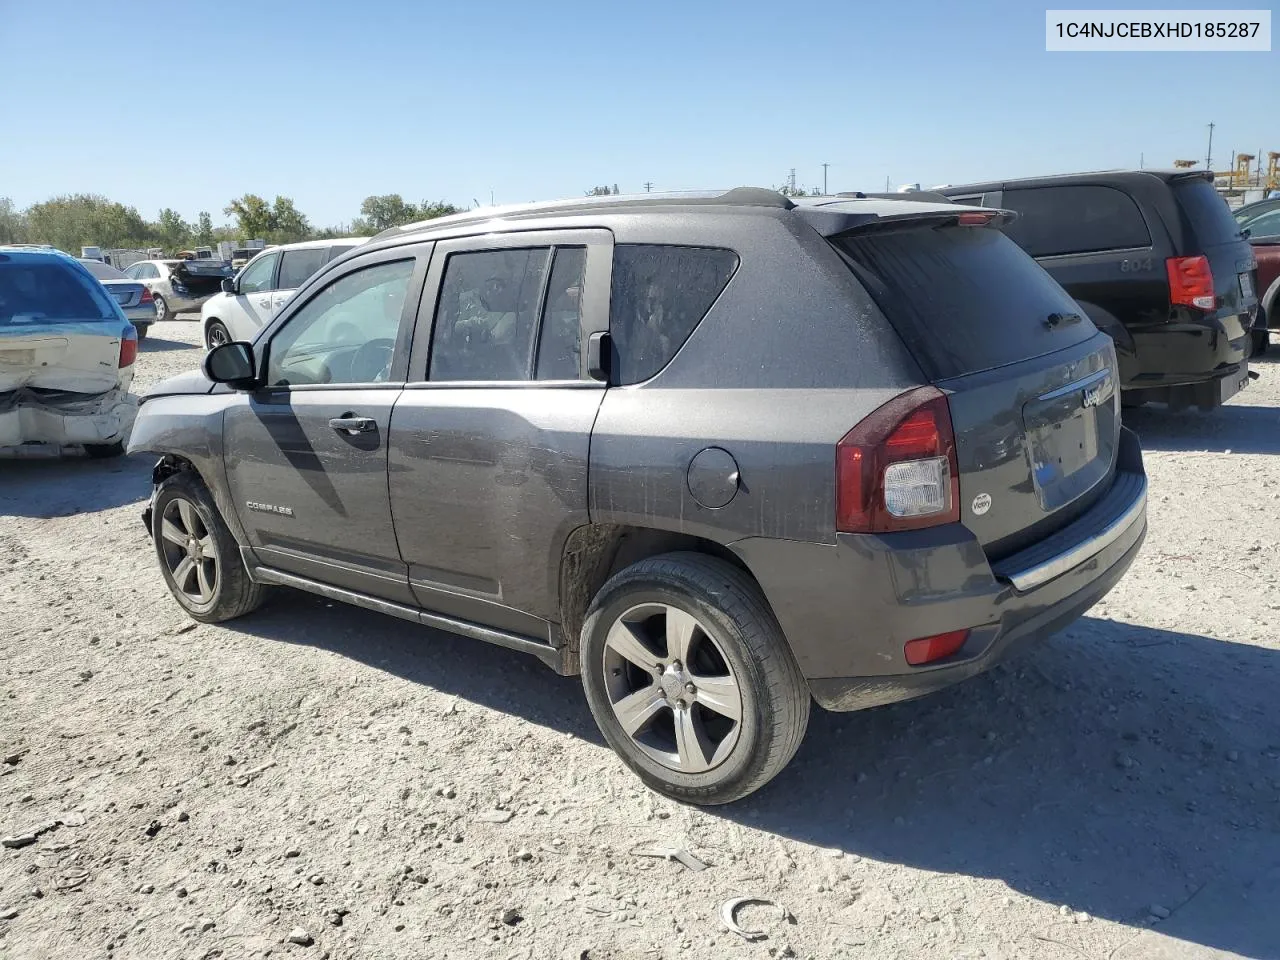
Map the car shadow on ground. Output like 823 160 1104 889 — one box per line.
0 451 152 516
230 591 1279 956
139 336 198 353
1124 401 1280 454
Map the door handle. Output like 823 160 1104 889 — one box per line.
257 298 272 307
329 415 376 435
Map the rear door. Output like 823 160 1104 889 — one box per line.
271 245 331 316
221 246 429 602
387 229 610 638
836 222 1121 559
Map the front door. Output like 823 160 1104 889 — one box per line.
223 249 429 604
228 250 280 340
388 230 611 639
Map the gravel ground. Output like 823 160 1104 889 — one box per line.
2 319 1279 960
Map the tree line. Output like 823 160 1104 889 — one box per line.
0 193 462 256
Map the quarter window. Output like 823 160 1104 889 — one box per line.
266 259 414 387
609 244 738 384
429 248 552 382
1002 186 1151 257
237 252 278 294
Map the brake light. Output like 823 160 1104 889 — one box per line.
1166 255 1215 311
119 329 138 368
836 386 960 533
956 211 995 226
904 629 970 666
139 287 153 304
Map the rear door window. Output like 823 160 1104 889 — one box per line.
1173 178 1244 247
836 225 1096 380
609 244 738 384
326 244 356 263
277 248 329 290
1002 185 1151 256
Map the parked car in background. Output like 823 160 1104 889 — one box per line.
1234 196 1280 231
1248 231 1280 353
940 171 1258 409
132 188 1146 803
124 258 233 322
2 248 138 457
200 238 367 348
78 258 157 339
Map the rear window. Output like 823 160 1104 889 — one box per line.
277 248 329 290
79 259 127 281
609 244 738 384
0 259 117 326
326 244 356 263
1002 185 1151 257
1173 178 1244 247
836 225 1095 380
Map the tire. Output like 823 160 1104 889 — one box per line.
84 440 125 458
133 322 149 341
153 294 169 322
1252 326 1270 356
580 552 810 805
151 469 267 623
205 320 231 350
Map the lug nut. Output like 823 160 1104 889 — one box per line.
671 660 682 672
685 682 697 694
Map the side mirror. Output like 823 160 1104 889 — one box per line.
221 277 236 294
203 341 257 389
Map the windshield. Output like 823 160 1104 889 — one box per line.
0 259 118 326
79 259 128 281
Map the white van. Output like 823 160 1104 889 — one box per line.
200 237 368 348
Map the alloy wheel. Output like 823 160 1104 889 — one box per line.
602 602 743 773
158 497 219 605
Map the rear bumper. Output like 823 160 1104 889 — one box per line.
732 428 1147 712
123 305 157 325
0 388 137 447
1121 312 1251 392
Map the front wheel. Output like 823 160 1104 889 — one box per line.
580 553 810 805
1252 326 1270 356
205 320 231 350
152 469 267 622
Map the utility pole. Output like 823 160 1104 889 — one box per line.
1139 152 1143 170
885 175 890 192
821 162 830 195
643 181 653 193
788 168 797 194
1206 121 1215 170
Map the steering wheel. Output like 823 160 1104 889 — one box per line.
350 338 396 383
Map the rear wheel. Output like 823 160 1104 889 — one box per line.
152 469 266 622
132 322 149 341
580 553 810 805
1253 326 1270 356
205 320 231 350
153 294 169 322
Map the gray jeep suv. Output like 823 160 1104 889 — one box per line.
131 188 1148 804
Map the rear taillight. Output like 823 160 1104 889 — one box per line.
119 329 138 368
956 211 995 226
1166 255 1215 311
139 287 153 304
836 386 960 533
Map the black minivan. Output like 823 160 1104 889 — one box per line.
941 171 1258 409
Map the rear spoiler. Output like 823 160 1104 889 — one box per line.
797 204 1018 239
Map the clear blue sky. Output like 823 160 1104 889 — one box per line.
1 0 1274 228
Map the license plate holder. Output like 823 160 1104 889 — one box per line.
1240 272 1255 300
1219 363 1250 403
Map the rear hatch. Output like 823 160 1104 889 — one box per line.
98 279 147 309
836 219 1122 558
0 254 129 394
1170 174 1258 339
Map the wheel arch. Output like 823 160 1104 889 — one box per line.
556 523 760 673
